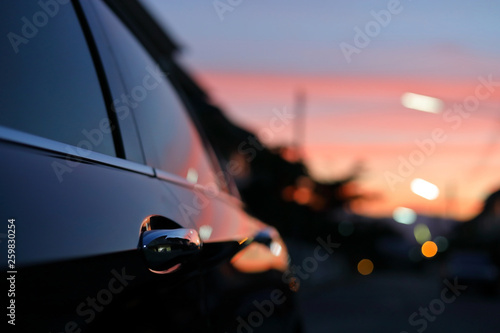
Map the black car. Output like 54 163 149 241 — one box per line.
0 0 300 332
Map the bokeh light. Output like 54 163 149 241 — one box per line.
199 225 213 241
411 178 439 200
293 187 312 205
434 236 449 252
186 168 199 184
357 259 374 275
421 241 438 258
338 220 354 237
393 207 417 225
413 223 431 244
401 92 444 113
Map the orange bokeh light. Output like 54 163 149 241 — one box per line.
293 187 312 205
421 241 438 258
357 259 374 276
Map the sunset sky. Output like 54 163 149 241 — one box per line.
143 0 500 220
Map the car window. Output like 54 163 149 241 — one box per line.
94 1 220 187
0 0 115 157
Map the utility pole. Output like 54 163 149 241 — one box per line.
293 89 306 161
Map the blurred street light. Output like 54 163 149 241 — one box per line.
401 92 444 113
411 178 439 200
393 207 417 225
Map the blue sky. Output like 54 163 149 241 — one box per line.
143 0 500 76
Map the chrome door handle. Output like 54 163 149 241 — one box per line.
140 229 202 274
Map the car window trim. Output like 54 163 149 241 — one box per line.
0 125 246 201
0 125 154 176
72 0 126 159
79 0 148 164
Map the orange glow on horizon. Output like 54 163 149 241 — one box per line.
194 70 500 220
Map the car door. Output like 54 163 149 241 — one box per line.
84 1 301 332
0 1 209 332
